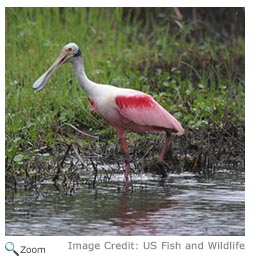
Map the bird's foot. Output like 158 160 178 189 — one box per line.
158 161 168 178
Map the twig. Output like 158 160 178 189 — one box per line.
72 143 86 167
90 158 98 188
53 143 72 182
55 122 98 140
220 127 244 149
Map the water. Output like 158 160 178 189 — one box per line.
5 170 244 236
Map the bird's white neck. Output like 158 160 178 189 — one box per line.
71 56 97 96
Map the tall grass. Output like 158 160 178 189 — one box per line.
5 7 244 168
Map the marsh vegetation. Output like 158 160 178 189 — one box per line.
5 8 244 187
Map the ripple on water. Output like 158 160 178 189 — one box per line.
5 170 244 236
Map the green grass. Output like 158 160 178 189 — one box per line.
5 8 244 171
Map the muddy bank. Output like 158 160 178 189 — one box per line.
5 122 244 190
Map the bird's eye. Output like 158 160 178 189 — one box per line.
68 47 72 51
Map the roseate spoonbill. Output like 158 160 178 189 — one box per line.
33 43 184 181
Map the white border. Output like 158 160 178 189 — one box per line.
3 0 249 8
2 1 253 259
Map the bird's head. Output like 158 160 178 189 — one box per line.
32 42 81 91
61 42 82 63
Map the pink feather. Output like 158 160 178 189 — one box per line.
115 93 184 134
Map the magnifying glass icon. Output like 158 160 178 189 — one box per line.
5 242 19 256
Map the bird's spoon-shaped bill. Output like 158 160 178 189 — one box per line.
33 52 67 91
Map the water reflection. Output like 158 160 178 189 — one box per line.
5 171 244 236
109 181 176 235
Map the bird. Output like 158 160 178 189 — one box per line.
33 43 184 181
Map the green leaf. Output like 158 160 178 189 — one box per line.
13 154 24 163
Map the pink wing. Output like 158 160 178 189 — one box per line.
115 93 184 134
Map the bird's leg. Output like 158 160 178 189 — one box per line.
158 129 172 177
121 137 130 182
117 129 130 182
